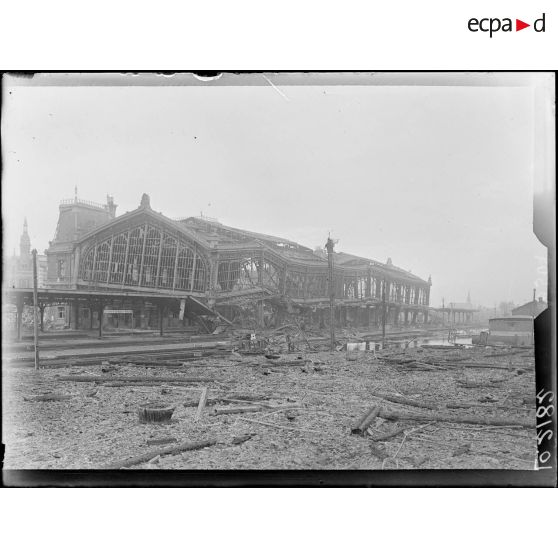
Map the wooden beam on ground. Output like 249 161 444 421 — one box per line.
378 408 534 429
103 439 217 469
351 406 381 435
58 375 211 383
214 405 264 415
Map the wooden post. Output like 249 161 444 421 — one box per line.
16 296 23 341
39 304 45 332
159 304 164 336
195 387 209 422
325 237 336 351
98 299 104 338
73 302 80 330
32 249 40 370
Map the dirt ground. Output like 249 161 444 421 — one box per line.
2 345 537 470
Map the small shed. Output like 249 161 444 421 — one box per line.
488 316 534 346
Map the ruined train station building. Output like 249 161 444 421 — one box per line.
41 193 432 332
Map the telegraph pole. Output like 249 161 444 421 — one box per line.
32 249 40 370
325 236 336 351
381 278 386 344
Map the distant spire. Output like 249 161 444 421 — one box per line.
20 216 31 257
74 186 78 200
467 291 471 304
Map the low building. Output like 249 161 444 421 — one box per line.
512 297 547 318
487 316 534 346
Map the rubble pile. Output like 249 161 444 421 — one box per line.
2 344 537 470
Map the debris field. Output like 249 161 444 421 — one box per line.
2 344 537 470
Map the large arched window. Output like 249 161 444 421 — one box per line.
79 222 208 292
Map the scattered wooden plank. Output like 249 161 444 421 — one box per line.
351 406 381 435
238 416 321 434
195 387 209 422
58 375 210 383
259 360 305 368
369 425 407 442
375 393 438 411
121 363 186 369
482 349 531 359
378 408 534 428
412 362 444 371
23 394 72 402
214 405 263 415
446 402 529 412
378 357 416 365
103 439 217 469
224 393 272 402
146 437 178 446
183 399 217 407
105 381 195 387
452 443 472 457
456 381 498 389
231 434 255 445
218 397 272 407
448 363 513 370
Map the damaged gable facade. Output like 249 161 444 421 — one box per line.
45 194 432 331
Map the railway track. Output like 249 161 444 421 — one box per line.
4 333 230 354
3 342 234 369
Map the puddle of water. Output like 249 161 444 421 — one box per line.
374 337 474 351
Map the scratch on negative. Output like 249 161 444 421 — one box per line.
262 75 290 101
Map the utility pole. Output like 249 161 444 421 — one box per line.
325 236 336 351
32 249 40 370
381 278 386 344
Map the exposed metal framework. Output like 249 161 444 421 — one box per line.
42 195 433 332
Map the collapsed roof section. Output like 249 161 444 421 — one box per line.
179 216 428 286
45 194 432 329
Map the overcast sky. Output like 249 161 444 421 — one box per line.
1 74 548 307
